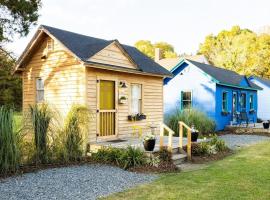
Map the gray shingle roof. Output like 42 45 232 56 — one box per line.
250 76 270 87
185 59 261 90
41 25 171 77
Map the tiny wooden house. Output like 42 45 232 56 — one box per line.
15 25 171 143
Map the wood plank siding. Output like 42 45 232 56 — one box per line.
22 34 86 119
21 33 164 144
86 67 164 143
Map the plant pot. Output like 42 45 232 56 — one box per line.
191 131 199 142
143 139 156 151
263 122 269 129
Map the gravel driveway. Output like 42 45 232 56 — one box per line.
0 164 156 200
218 134 270 150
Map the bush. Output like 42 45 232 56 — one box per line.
0 106 20 175
92 146 146 169
29 104 52 164
166 109 215 136
158 147 172 162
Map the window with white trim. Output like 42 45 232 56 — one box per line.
240 93 246 110
181 91 192 109
222 91 228 111
47 38 54 52
36 78 44 103
131 84 142 114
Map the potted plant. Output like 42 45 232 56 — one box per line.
143 134 156 151
127 113 147 121
263 121 269 129
191 125 199 142
119 96 127 104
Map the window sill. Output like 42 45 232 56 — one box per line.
221 111 230 116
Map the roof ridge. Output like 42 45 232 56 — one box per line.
186 59 239 75
40 24 111 44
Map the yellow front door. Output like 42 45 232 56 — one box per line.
98 80 116 137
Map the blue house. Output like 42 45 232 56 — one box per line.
163 59 261 130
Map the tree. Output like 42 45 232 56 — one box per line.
0 0 41 110
135 40 177 59
199 26 270 78
0 49 21 110
0 0 42 42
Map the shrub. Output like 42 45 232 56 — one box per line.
166 109 215 136
92 146 146 169
29 104 52 164
214 140 227 152
0 106 20 174
158 147 172 162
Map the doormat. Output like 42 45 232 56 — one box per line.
107 139 127 143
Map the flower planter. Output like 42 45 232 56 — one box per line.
191 131 199 142
127 114 146 121
143 139 156 151
263 122 269 129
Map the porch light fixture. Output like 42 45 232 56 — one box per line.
119 81 127 88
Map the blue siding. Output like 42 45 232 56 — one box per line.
215 85 257 130
164 60 258 131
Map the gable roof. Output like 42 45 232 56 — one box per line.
249 76 270 87
15 25 172 77
156 55 209 71
169 59 261 90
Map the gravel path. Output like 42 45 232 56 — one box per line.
218 134 270 150
0 164 157 200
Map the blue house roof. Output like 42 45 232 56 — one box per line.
167 58 261 90
40 25 172 77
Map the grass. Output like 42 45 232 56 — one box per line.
104 141 270 200
13 112 22 131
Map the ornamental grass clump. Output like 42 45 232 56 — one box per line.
56 105 91 162
166 109 215 136
29 104 52 164
0 106 20 175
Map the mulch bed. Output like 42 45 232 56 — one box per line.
191 149 234 164
218 130 270 137
129 162 178 174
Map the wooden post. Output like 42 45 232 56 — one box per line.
159 123 164 148
168 131 172 152
179 122 183 148
187 129 192 161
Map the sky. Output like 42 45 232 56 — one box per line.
6 0 270 57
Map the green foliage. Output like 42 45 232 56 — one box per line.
92 146 146 169
199 25 270 78
0 0 41 42
0 106 20 174
134 40 177 59
210 135 227 152
0 50 22 111
29 103 52 164
53 105 91 162
166 109 215 136
158 148 172 162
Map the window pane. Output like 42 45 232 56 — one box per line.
183 92 191 101
131 84 142 114
183 101 191 109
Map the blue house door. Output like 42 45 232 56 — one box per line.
232 92 238 122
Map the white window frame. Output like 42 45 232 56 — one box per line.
36 78 44 103
130 83 142 114
222 91 228 112
47 38 54 52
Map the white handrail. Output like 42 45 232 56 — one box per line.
160 122 175 152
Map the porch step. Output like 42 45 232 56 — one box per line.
172 153 187 165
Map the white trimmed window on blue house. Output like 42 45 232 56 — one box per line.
249 94 254 110
181 91 192 110
240 93 247 111
222 91 228 112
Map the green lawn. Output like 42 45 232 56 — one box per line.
105 141 270 200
